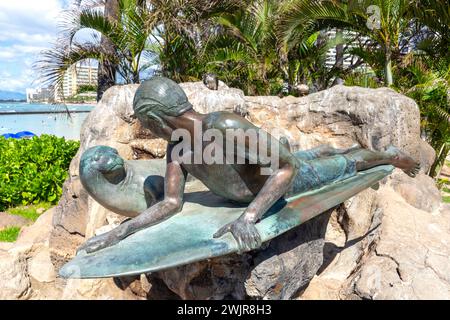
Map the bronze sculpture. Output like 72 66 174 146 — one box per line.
79 145 165 217
77 77 420 255
203 73 219 90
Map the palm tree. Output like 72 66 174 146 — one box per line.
404 63 450 177
411 0 450 64
37 0 154 99
144 0 243 82
201 0 282 95
98 0 119 100
280 0 413 86
284 30 346 91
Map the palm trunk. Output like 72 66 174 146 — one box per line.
335 29 344 71
384 45 393 86
97 0 119 101
132 71 140 84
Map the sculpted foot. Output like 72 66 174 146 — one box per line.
279 136 291 152
213 218 262 253
386 146 420 177
347 143 361 152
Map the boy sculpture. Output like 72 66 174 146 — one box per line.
79 77 419 253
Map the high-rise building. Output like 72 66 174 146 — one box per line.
324 29 370 71
26 86 56 103
61 63 98 98
27 63 98 103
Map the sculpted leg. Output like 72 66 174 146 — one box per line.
294 143 361 161
312 144 361 157
347 146 420 177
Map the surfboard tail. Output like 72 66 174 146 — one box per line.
257 165 394 241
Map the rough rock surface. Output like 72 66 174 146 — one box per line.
180 81 246 115
244 86 435 173
301 174 450 300
2 82 448 300
0 209 59 299
348 187 450 300
0 250 31 299
390 171 442 212
0 212 30 230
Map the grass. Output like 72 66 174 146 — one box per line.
0 202 53 243
443 187 450 193
443 196 450 203
0 227 21 242
6 202 52 222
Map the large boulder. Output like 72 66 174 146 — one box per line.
244 86 435 172
0 209 61 300
0 250 30 299
347 187 450 300
6 81 444 300
301 175 450 300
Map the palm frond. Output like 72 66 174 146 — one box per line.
35 41 113 99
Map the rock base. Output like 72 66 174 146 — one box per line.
1 83 447 300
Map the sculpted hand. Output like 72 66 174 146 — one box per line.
213 217 262 253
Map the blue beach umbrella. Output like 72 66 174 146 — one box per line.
1 133 19 139
15 131 36 139
1 131 37 139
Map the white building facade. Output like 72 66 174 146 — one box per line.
61 64 98 98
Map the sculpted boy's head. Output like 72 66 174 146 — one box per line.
133 77 193 138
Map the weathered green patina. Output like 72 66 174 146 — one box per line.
63 77 419 278
79 146 165 217
60 164 393 279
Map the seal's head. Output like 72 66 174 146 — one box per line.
133 77 193 140
80 146 125 178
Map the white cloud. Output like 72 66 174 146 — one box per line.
0 51 36 91
0 44 48 59
0 66 35 91
0 1 106 92
0 0 66 92
0 0 62 36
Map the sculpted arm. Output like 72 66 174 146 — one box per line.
214 127 299 251
79 143 187 253
115 148 187 238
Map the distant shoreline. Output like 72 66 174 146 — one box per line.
0 102 96 115
0 100 26 103
0 110 93 115
0 101 97 106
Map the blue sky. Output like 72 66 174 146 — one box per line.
0 0 72 93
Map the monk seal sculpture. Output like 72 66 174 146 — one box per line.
79 145 166 217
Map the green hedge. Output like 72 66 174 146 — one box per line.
0 135 79 211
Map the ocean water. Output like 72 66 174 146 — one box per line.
0 102 95 140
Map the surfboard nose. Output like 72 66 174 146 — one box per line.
59 261 80 279
59 251 89 279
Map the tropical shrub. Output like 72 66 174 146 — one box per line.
394 56 450 177
344 71 381 88
0 135 79 210
77 84 97 94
